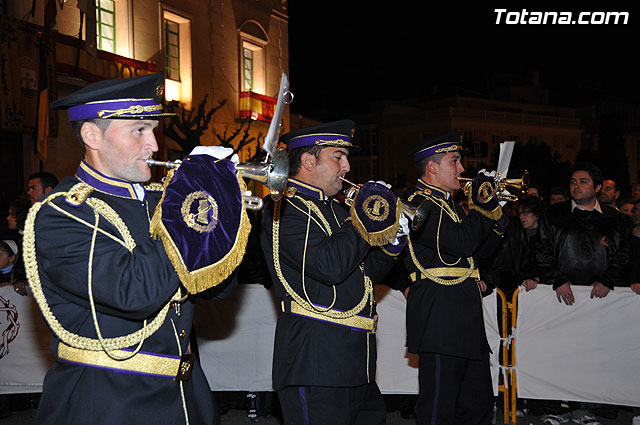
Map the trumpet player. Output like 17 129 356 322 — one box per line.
260 120 408 425
26 74 235 425
403 131 508 425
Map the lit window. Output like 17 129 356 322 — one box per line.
162 9 192 108
165 19 180 81
241 40 264 94
243 48 254 91
96 0 115 53
238 21 268 120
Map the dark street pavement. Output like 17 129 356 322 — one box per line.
2 393 637 424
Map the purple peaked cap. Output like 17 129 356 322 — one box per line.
409 130 467 163
282 119 358 151
50 73 175 122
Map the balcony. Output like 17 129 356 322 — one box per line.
239 91 276 122
55 32 158 83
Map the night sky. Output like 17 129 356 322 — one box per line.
287 3 640 120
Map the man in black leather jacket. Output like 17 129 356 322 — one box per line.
536 162 631 306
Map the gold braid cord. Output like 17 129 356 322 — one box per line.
408 196 476 286
23 191 177 353
272 197 373 319
149 169 251 294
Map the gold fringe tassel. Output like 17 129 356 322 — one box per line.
150 170 251 294
349 198 402 246
467 197 503 221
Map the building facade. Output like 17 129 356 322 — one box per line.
0 0 289 209
350 96 583 190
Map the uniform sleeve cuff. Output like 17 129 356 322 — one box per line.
381 236 407 256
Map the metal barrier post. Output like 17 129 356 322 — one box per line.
495 288 510 424
509 288 520 425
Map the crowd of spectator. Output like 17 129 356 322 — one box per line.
0 172 58 418
478 162 639 425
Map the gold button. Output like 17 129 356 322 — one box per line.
180 329 186 338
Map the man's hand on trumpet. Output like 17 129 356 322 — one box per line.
471 170 499 210
477 168 496 179
390 215 410 246
364 180 409 245
371 181 411 245
468 170 502 218
371 180 392 189
189 145 239 165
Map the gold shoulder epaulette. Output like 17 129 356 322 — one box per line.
407 188 431 203
144 182 165 192
65 182 94 207
284 187 297 198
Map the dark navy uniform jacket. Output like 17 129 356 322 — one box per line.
403 179 504 360
260 178 403 390
33 161 229 425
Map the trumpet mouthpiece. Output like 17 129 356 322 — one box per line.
146 159 181 169
338 176 359 188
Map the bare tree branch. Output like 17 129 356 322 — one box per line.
164 96 227 154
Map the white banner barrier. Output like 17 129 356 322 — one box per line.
515 284 640 407
195 284 502 395
0 283 503 395
195 284 279 392
374 286 501 396
372 286 419 394
0 286 53 394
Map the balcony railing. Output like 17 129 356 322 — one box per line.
239 91 276 122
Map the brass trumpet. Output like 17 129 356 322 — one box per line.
234 149 289 202
146 159 182 169
457 170 529 202
338 176 429 231
146 150 290 210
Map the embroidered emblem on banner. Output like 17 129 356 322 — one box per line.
363 194 390 222
478 181 496 203
0 295 20 358
181 191 219 233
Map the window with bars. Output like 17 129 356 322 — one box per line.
165 19 180 81
96 0 115 53
243 48 254 91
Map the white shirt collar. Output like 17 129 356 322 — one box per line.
571 199 602 213
133 184 145 201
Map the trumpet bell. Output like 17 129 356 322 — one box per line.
235 149 289 201
457 170 529 202
402 198 430 231
497 170 528 201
